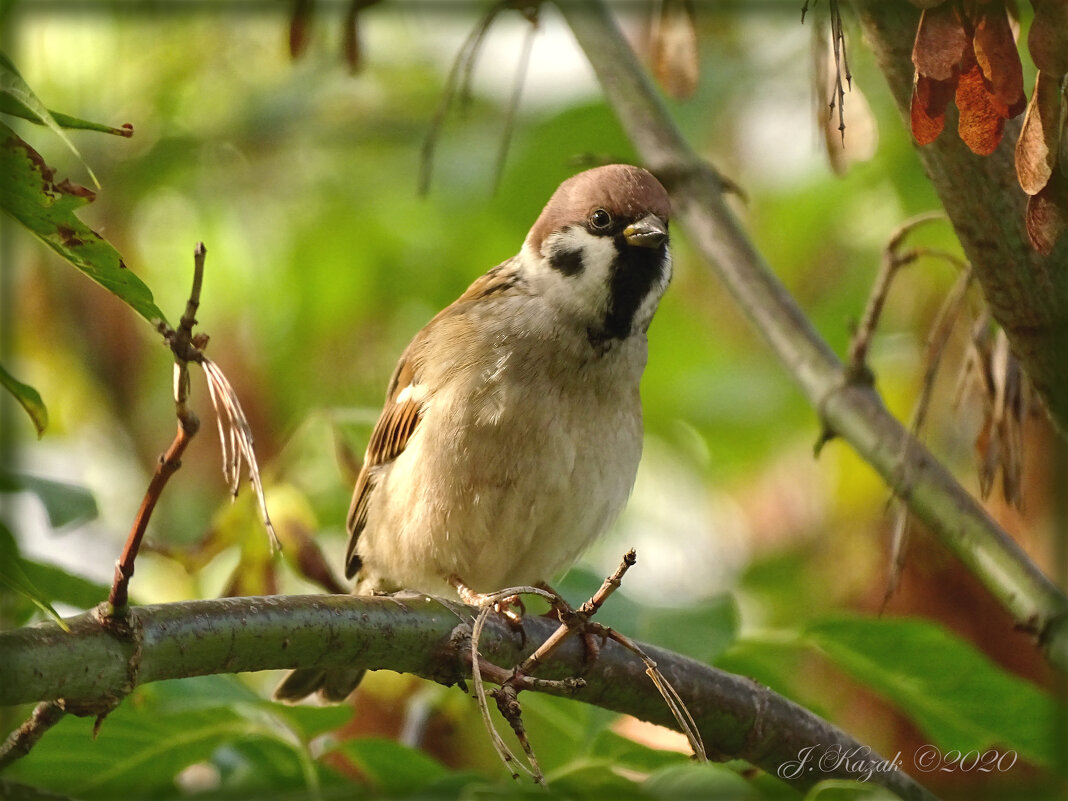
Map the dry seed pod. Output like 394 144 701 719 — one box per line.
1016 70 1063 194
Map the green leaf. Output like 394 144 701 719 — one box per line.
589 729 689 775
0 93 133 137
333 737 448 795
0 470 98 528
0 120 165 325
0 361 47 436
19 559 109 611
0 522 69 630
0 51 97 185
642 762 756 800
803 779 902 801
266 703 353 741
3 680 326 801
805 617 1060 766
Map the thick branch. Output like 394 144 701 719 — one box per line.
0 594 936 801
553 0 1068 671
850 1 1068 436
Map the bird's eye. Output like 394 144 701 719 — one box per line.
588 209 612 231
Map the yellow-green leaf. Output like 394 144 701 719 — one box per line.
0 361 47 436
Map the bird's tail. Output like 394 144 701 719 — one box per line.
273 667 366 704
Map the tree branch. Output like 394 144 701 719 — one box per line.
552 0 1068 672
0 594 937 801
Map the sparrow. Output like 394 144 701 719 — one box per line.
275 163 672 702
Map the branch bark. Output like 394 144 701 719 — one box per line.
552 0 1068 672
0 594 937 801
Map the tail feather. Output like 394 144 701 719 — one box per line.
273 667 366 703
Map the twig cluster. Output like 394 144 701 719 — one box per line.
464 550 706 785
844 214 980 605
419 0 539 196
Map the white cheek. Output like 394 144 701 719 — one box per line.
523 228 617 321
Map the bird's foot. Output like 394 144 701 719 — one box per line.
448 575 527 630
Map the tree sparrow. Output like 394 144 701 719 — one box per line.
276 164 671 702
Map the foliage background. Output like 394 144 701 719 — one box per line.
0 2 1064 800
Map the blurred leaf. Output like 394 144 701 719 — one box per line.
0 470 98 529
333 737 447 795
547 759 648 798
0 51 95 182
0 779 79 801
0 92 133 137
267 702 353 740
651 0 698 100
3 678 327 801
0 120 165 325
0 522 69 630
19 558 109 611
803 779 901 800
0 362 47 436
805 617 1059 766
642 762 755 800
589 729 689 775
554 568 738 665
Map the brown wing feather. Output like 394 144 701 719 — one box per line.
344 354 423 579
342 258 526 581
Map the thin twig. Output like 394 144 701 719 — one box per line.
598 625 707 762
847 212 946 379
107 246 208 615
492 8 538 195
107 417 198 614
470 605 531 780
884 265 970 604
828 0 849 143
0 702 65 770
419 0 506 195
519 549 636 676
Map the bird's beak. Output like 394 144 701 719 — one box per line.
623 214 668 249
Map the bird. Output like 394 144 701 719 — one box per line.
275 163 672 702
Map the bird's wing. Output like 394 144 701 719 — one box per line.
343 259 525 581
344 350 423 579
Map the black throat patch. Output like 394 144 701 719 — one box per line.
591 239 666 346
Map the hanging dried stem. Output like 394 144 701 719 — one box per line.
847 212 955 379
492 8 538 194
883 268 973 608
200 357 279 549
419 0 508 195
827 0 851 144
